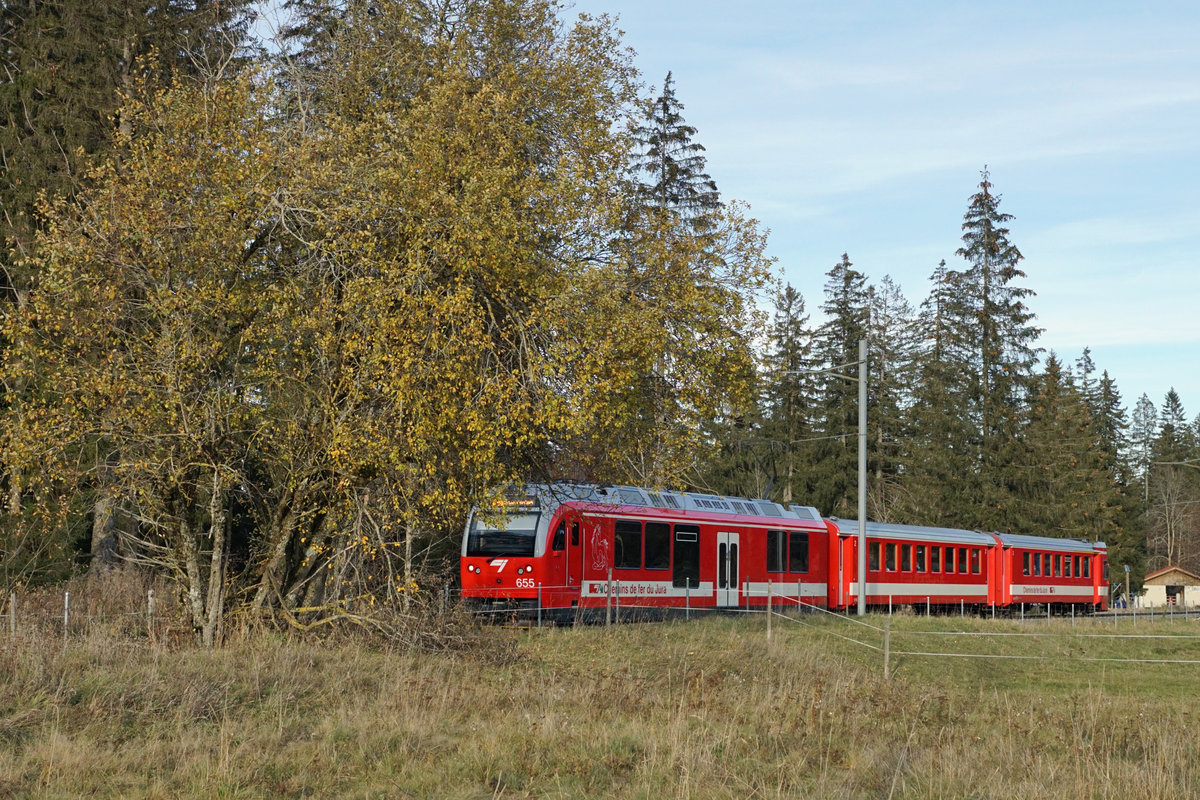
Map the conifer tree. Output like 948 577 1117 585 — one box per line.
759 284 820 505
865 275 919 520
1130 393 1158 504
811 253 869 516
952 169 1042 529
902 260 978 527
632 72 721 231
1016 353 1123 541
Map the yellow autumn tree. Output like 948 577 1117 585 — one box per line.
4 0 773 639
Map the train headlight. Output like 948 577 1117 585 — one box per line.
517 567 525 575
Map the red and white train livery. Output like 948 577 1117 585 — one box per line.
460 484 1108 618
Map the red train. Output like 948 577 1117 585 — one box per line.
460 484 1109 619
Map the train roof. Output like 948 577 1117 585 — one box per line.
833 520 995 545
994 533 1105 553
832 519 1105 552
508 483 825 525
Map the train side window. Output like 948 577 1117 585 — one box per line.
1073 555 1081 577
571 522 580 547
901 544 912 571
915 545 926 573
1033 554 1042 576
789 531 809 573
945 547 954 573
644 522 670 570
885 543 897 571
1083 558 1091 579
957 547 968 574
1023 552 1031 576
931 547 941 573
614 520 642 569
552 523 566 552
1043 554 1051 576
1064 557 1072 578
869 542 881 571
672 525 700 588
970 548 981 574
767 530 785 573
1052 555 1061 577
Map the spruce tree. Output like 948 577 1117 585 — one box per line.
865 275 919 520
632 72 721 231
952 169 1042 529
760 284 820 505
812 253 870 516
1016 353 1123 542
1130 393 1158 504
902 260 979 528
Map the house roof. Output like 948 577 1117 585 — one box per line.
1144 565 1200 585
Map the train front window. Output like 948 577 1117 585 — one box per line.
466 513 540 557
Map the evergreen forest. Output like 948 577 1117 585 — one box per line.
2 0 1196 640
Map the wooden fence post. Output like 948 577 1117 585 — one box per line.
883 617 891 679
766 581 772 643
606 568 612 628
147 590 157 646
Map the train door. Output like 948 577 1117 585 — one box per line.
716 531 740 607
567 517 582 589
547 518 567 600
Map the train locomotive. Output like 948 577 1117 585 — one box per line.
460 484 1109 619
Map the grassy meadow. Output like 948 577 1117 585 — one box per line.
2 586 1199 799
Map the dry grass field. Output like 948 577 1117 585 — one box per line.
2 583 1199 799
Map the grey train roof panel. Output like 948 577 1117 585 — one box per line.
833 520 996 546
519 483 823 524
995 533 1104 552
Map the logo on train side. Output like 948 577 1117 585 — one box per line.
489 558 509 572
589 522 608 572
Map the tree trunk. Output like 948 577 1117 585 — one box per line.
251 486 299 609
202 468 228 647
89 453 121 572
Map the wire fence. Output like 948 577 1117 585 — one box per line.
7 579 1200 674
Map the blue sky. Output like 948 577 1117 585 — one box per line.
569 0 1200 421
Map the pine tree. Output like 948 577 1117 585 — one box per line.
902 260 979 528
811 253 869 516
952 169 1042 529
1130 393 1158 504
632 72 721 231
865 275 919 521
1016 353 1123 541
759 284 820 505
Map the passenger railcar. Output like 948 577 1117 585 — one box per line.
460 484 1109 618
